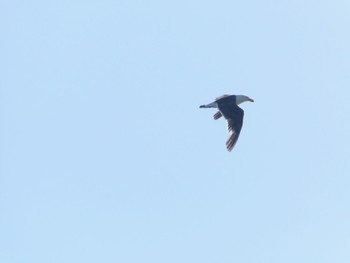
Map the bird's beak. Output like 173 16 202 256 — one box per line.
249 98 254 102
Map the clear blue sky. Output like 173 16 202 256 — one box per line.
1 1 350 262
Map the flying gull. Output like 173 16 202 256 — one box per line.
200 94 254 151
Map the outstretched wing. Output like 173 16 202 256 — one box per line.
218 104 244 151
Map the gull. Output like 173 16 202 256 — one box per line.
200 94 254 151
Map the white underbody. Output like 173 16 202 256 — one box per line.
235 95 251 105
202 95 252 108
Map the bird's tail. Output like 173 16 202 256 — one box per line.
199 102 217 108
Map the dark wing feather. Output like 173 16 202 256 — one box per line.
218 104 244 152
215 94 235 103
215 94 231 101
213 111 222 120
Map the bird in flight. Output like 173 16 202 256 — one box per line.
200 94 254 151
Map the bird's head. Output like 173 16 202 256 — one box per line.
236 95 254 105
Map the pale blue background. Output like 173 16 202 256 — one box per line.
1 1 350 262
